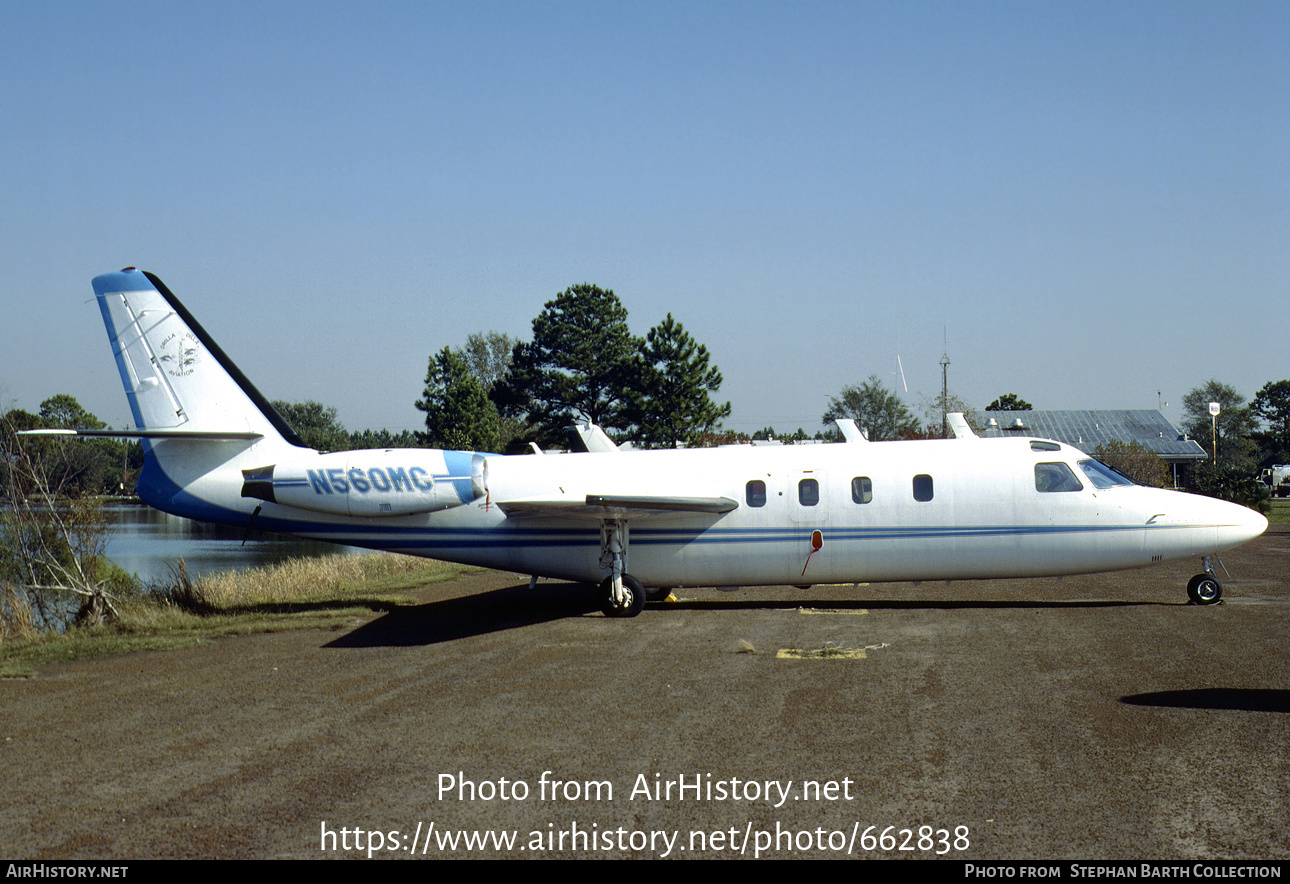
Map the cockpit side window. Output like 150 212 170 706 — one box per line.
1077 459 1134 489
1035 462 1083 493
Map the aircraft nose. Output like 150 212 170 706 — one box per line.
1215 499 1269 549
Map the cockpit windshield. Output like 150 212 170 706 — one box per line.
1077 459 1134 489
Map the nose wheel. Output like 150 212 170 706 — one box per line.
1187 557 1222 605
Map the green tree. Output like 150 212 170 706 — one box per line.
415 347 503 452
271 400 350 452
822 375 919 441
1 408 44 500
1180 380 1257 471
347 428 421 449
688 429 751 448
30 396 122 496
453 332 525 448
40 394 106 430
1093 440 1170 488
749 426 828 444
2 410 128 632
459 332 517 391
1187 459 1269 511
986 393 1033 411
497 284 640 443
629 314 731 448
920 390 979 438
1252 379 1290 462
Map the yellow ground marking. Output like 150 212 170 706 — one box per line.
776 642 889 660
797 607 868 615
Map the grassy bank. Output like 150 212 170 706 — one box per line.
1 553 471 677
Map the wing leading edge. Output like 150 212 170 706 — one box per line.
497 494 738 520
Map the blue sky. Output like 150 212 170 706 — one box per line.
2 1 1285 436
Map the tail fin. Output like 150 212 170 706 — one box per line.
93 269 306 447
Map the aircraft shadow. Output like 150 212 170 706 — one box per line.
656 597 1159 612
325 581 599 647
325 582 1166 648
1121 688 1290 714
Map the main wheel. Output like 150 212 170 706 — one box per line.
600 574 646 618
1187 573 1222 605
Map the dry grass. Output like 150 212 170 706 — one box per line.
1 552 472 676
1 582 37 643
182 552 463 610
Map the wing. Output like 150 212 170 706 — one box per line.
497 494 737 520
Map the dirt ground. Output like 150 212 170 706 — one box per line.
3 528 1288 859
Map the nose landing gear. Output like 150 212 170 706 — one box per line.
1186 556 1222 605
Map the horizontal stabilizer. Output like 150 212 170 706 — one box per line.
498 494 737 520
19 428 263 440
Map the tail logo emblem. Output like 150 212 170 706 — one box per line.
158 332 199 376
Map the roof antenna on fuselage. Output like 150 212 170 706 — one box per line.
895 320 908 393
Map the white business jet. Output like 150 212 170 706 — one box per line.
46 269 1268 616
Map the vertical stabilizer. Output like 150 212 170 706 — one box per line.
92 269 305 447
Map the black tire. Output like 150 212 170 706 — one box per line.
600 574 646 617
1187 573 1222 605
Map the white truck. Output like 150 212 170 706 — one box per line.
1258 465 1290 497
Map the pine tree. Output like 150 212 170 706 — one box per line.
497 284 640 443
1252 379 1290 462
416 347 503 452
629 314 731 448
271 400 350 452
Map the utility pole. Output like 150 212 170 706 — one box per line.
1209 402 1220 467
940 332 951 439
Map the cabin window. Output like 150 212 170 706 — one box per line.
1035 462 1083 493
746 480 766 507
912 474 934 502
798 478 820 506
851 476 873 504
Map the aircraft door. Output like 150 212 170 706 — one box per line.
788 470 831 581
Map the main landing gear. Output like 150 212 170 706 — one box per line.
597 517 645 618
599 573 645 618
1186 556 1222 605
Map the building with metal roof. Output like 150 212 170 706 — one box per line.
975 410 1207 485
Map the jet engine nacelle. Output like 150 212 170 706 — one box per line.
241 449 480 518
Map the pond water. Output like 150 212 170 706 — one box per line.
104 501 362 584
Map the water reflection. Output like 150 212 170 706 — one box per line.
105 501 361 583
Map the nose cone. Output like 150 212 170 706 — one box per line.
1143 488 1269 557
1216 500 1269 550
